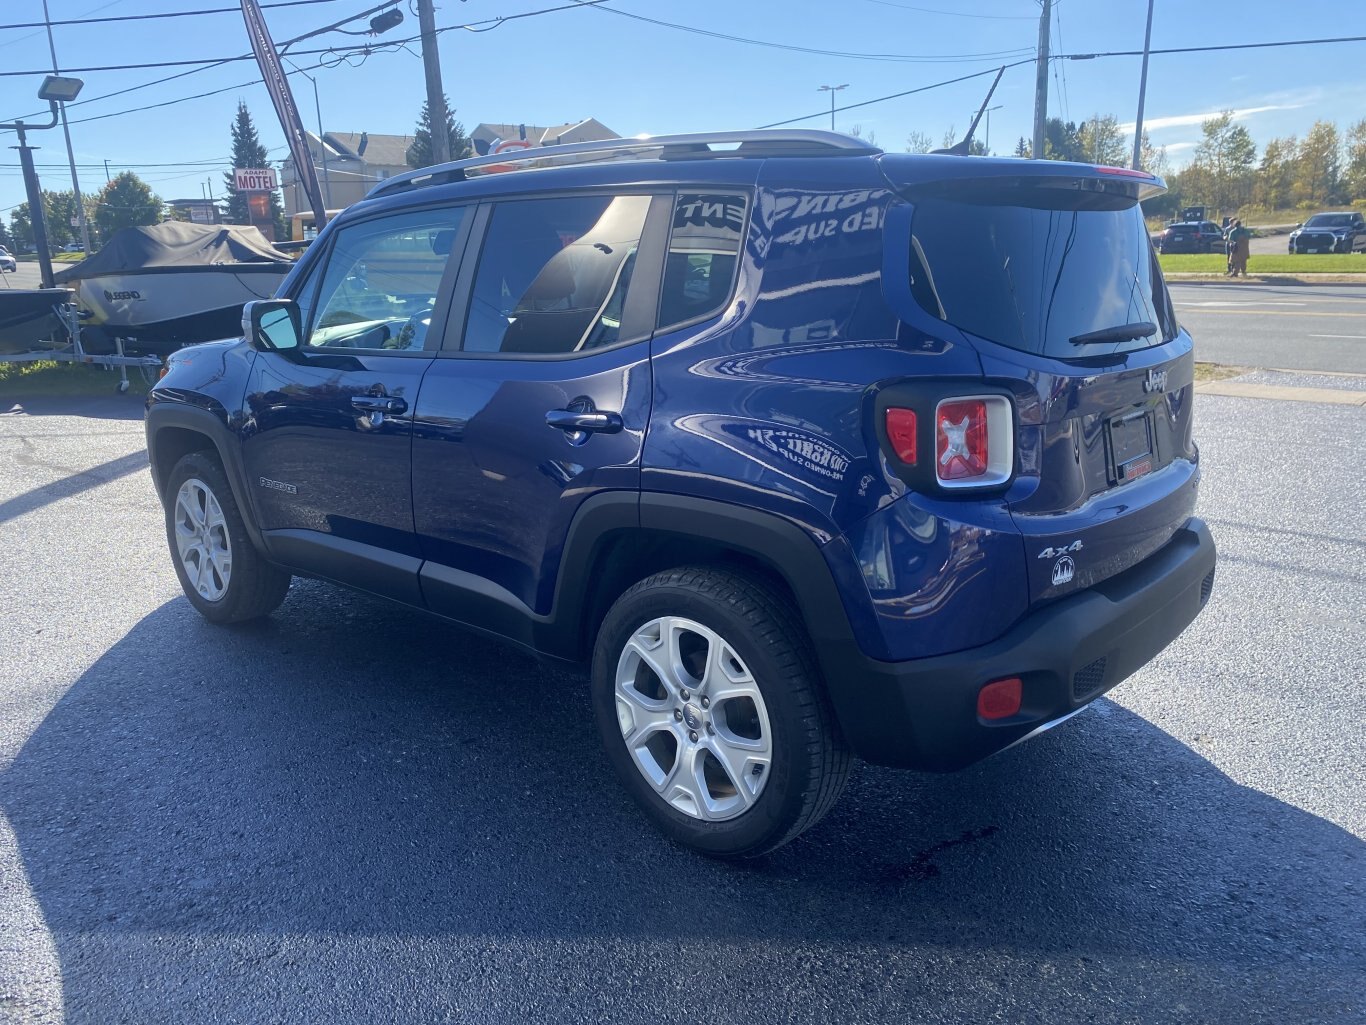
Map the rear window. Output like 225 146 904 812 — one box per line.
907 189 1178 358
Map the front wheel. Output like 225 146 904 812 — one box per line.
164 451 291 623
592 567 851 858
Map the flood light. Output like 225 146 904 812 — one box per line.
37 75 84 102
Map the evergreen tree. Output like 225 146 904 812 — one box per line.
224 101 285 237
94 173 163 237
1014 136 1030 159
406 96 471 168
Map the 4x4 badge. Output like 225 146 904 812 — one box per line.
1037 540 1083 559
1144 367 1168 393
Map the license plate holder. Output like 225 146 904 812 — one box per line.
1107 410 1154 484
1306 247 1320 254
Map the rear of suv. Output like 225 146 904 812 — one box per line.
146 131 1216 857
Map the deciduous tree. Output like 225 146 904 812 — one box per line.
94 173 163 237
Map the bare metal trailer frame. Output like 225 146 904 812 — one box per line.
1 299 160 393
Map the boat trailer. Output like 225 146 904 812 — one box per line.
2 298 161 393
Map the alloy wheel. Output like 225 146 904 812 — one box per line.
173 477 232 602
614 616 772 821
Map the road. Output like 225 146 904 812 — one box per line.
0 387 1362 1024
1170 282 1366 373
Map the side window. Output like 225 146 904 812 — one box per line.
304 207 465 351
463 194 651 355
657 193 746 332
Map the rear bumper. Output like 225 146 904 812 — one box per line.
825 517 1216 770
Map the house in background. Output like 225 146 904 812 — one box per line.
280 120 620 218
470 119 618 155
279 131 413 218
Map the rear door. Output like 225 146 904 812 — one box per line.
241 204 471 603
410 191 669 635
889 171 1199 604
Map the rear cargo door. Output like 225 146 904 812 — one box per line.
886 168 1201 603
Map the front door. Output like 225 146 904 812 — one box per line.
242 204 471 603
411 192 669 636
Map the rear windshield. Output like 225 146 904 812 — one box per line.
907 189 1178 358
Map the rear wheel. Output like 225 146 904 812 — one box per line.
592 567 851 858
164 451 290 623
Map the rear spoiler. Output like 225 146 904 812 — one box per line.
877 153 1167 203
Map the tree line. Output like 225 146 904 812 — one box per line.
999 111 1366 222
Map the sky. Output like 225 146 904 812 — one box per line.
2 0 1364 217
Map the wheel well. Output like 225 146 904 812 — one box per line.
576 531 801 660
150 426 216 498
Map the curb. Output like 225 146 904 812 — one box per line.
1194 380 1366 405
1165 274 1366 285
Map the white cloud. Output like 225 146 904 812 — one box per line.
1120 103 1302 134
1163 142 1197 152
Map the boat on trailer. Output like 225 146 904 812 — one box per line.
53 221 293 354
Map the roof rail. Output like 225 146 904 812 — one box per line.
368 129 881 199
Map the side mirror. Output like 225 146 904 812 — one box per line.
1295 222 1303 229
243 299 301 352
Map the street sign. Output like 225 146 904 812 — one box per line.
234 167 278 191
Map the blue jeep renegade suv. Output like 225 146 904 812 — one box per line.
146 130 1216 857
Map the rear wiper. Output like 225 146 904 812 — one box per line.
1068 321 1157 346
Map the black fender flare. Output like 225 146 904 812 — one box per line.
145 399 268 555
543 491 869 681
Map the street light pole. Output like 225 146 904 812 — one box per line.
284 57 331 208
1131 0 1156 170
972 105 1003 154
41 0 91 254
817 84 849 132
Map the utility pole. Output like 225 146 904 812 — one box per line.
103 158 111 183
41 0 92 254
1131 0 1156 170
1031 0 1051 160
416 0 450 164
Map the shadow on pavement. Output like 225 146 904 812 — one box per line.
0 449 148 525
0 395 147 421
5 583 1363 1022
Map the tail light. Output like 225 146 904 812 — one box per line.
978 676 1022 720
884 408 918 465
934 395 1013 489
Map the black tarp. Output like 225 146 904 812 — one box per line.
54 222 291 283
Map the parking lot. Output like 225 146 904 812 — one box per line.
1 378 1361 1024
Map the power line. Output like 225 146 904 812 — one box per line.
758 62 1035 129
1063 34 1366 60
576 4 1036 64
0 0 344 31
860 0 1036 19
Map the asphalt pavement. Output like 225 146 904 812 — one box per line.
0 378 1362 1023
1170 281 1366 374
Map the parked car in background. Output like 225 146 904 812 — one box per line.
1288 212 1366 254
1157 220 1226 254
0 245 16 273
61 242 84 254
146 132 1217 857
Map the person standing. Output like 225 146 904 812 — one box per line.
1225 218 1252 277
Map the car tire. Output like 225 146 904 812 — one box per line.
592 566 851 858
164 451 290 624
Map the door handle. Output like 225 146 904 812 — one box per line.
351 395 408 415
546 409 623 434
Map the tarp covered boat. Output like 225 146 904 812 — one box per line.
54 222 292 353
